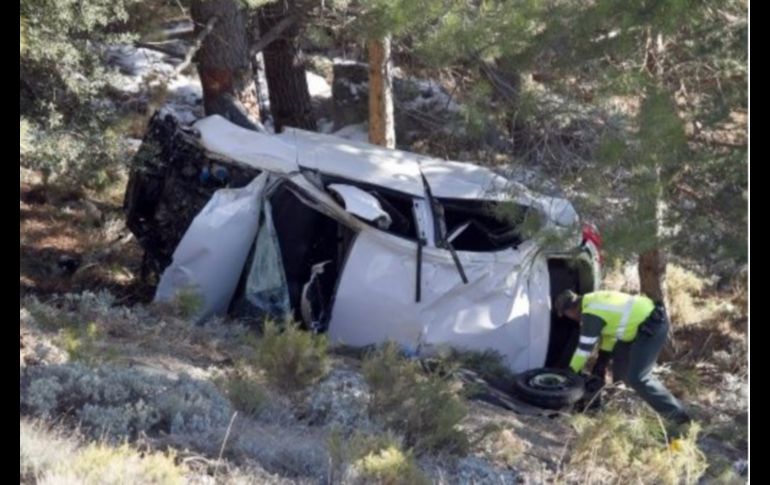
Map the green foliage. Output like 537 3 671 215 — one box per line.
61 322 103 363
555 0 746 266
350 0 746 267
20 0 140 190
362 342 469 455
353 444 429 485
446 348 514 385
222 372 268 417
253 320 329 393
328 430 429 485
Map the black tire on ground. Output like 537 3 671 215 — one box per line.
511 368 586 410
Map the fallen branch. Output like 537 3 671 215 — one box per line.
171 16 218 78
213 411 238 479
164 25 196 42
249 14 297 57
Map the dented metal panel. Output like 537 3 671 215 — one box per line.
327 230 552 372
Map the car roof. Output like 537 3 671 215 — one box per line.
196 115 527 199
194 115 578 226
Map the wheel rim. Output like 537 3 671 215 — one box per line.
529 373 569 390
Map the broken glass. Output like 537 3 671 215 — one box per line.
243 201 291 317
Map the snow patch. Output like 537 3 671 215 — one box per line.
306 71 331 99
105 44 203 124
401 78 461 113
333 123 369 143
332 57 366 67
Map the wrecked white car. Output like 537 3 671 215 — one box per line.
125 113 602 373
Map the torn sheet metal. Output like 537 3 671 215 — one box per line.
194 116 300 174
155 174 269 322
327 184 392 228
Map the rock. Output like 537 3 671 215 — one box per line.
81 200 104 226
422 456 520 485
733 458 748 477
456 457 519 483
332 62 369 131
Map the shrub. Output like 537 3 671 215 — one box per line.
222 371 268 417
328 430 429 485
253 320 329 393
362 342 469 455
20 363 233 440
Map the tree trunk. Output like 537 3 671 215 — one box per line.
190 0 260 129
638 29 668 306
638 165 668 305
258 2 315 132
639 247 667 303
367 36 395 148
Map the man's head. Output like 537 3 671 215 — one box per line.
554 289 581 321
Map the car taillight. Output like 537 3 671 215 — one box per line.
582 223 603 263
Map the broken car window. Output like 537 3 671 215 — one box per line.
242 201 292 317
438 199 543 252
320 175 418 241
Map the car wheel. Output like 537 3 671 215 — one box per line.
511 368 585 410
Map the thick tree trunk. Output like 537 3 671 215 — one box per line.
258 2 315 132
638 168 668 305
639 248 667 303
367 36 395 148
190 0 260 129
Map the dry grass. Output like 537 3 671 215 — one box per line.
667 265 711 325
352 445 428 485
328 430 429 485
21 293 253 377
21 420 186 485
20 180 148 303
564 409 707 484
491 428 528 467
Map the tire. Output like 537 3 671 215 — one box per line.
511 368 586 410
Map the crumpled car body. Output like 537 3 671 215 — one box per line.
124 113 601 372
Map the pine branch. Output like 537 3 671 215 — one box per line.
249 15 297 57
171 16 218 78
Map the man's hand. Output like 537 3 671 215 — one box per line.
583 373 605 393
591 350 612 380
575 373 604 412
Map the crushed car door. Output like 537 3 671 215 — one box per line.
154 173 269 322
